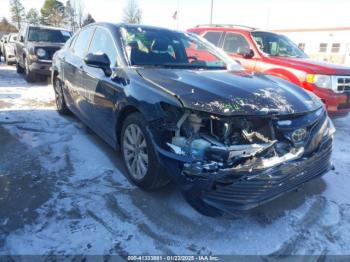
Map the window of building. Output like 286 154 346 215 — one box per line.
331 43 341 53
298 43 305 51
319 43 327 53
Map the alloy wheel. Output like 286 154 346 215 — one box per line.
54 79 63 110
123 124 149 180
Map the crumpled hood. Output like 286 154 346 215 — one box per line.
137 68 322 116
267 57 350 75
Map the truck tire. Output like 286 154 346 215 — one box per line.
24 57 37 83
16 62 24 74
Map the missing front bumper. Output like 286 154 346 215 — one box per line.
156 136 333 217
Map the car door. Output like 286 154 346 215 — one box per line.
63 26 95 117
82 27 121 141
221 32 257 72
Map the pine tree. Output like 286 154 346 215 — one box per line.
41 0 65 26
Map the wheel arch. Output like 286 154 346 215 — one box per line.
115 105 140 146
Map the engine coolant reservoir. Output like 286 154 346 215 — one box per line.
172 137 211 159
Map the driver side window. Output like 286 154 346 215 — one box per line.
88 28 118 66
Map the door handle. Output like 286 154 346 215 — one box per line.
79 65 83 70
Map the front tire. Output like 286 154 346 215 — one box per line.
16 61 24 74
53 76 71 115
24 58 37 83
121 113 170 190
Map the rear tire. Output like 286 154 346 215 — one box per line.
24 58 37 83
53 76 71 115
121 113 170 190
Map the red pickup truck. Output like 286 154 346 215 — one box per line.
188 25 350 115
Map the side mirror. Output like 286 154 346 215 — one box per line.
20 36 24 42
238 47 254 59
84 53 112 77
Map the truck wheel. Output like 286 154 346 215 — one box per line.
24 58 37 83
53 76 71 115
5 54 10 65
121 113 170 190
16 62 24 74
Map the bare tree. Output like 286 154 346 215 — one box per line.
122 0 142 24
9 0 25 29
74 0 85 28
64 0 77 31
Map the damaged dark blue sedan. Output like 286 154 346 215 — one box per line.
52 23 335 217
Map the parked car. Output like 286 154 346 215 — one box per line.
188 25 350 116
15 25 72 82
0 34 9 61
3 33 18 65
52 23 335 217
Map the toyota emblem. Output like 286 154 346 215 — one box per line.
291 128 307 143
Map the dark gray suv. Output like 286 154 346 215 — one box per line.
15 25 72 82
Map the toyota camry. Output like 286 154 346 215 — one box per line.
52 23 335 217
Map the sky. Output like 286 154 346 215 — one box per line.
1 0 350 30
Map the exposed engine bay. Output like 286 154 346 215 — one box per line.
165 110 313 176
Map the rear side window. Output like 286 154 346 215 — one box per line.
72 27 95 58
88 27 118 66
203 31 222 46
223 33 250 54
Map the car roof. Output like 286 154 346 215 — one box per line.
85 22 183 34
188 25 284 37
189 24 257 34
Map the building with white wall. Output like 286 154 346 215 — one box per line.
274 27 350 66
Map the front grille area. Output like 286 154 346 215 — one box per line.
35 46 61 61
45 47 61 60
202 138 333 210
335 76 350 92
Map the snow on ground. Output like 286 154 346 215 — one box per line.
0 62 350 255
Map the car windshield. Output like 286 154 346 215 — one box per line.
251 31 308 58
120 26 237 70
28 28 71 43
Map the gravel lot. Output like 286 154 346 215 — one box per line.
0 61 350 256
